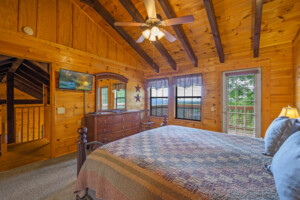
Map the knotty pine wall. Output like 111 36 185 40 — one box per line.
294 31 300 111
146 43 295 138
0 0 146 157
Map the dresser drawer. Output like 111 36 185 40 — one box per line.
97 117 112 125
97 127 111 134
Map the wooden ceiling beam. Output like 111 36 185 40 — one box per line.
158 0 198 67
119 0 177 70
0 58 16 66
81 0 160 73
253 0 263 58
203 0 225 63
10 59 24 72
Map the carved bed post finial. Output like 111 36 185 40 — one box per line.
77 127 87 176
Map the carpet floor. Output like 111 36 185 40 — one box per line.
0 153 79 200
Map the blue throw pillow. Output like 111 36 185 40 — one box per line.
264 117 293 156
291 118 300 134
270 131 300 200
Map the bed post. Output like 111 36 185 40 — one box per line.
77 127 87 176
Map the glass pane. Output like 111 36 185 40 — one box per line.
177 87 184 96
192 98 201 120
157 88 163 97
177 98 184 118
151 88 157 97
117 89 125 98
101 88 108 110
162 87 168 97
193 86 201 96
185 86 193 96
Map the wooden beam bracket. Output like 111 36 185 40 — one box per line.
158 0 198 67
203 0 225 63
253 0 263 58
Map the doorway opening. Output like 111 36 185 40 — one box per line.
222 68 262 138
0 55 51 172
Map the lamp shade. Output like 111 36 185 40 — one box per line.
279 106 300 119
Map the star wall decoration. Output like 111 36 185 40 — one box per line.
135 94 141 102
135 84 141 93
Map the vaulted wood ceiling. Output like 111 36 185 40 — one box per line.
75 0 299 73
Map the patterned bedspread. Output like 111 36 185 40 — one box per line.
75 125 278 200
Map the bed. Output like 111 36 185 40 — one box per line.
75 125 278 200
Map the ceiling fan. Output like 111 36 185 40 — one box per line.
114 0 194 43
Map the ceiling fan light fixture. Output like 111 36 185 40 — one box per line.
157 29 165 40
142 29 151 39
149 34 156 42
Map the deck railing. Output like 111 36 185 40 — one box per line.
227 105 255 134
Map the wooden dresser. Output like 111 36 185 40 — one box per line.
85 110 142 144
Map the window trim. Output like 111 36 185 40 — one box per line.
149 86 169 117
175 85 202 121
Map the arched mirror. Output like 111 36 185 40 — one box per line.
95 73 128 112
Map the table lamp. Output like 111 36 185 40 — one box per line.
279 105 299 119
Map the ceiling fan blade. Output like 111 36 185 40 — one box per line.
162 15 194 26
114 22 148 27
160 29 176 42
143 0 156 19
136 35 145 43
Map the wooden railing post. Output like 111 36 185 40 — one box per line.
77 127 87 176
1 105 7 156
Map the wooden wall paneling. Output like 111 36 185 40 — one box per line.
108 39 117 60
294 30 300 110
0 0 18 31
18 0 38 37
96 29 108 58
117 44 124 63
37 0 57 42
72 5 87 51
86 19 98 55
57 0 73 47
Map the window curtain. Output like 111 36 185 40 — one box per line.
171 73 202 87
147 78 169 89
113 83 126 91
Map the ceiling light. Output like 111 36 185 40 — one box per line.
157 29 165 40
149 34 156 42
142 29 151 39
151 26 160 36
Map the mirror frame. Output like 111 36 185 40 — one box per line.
95 72 128 112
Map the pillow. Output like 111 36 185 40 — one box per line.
264 117 293 156
270 131 300 200
291 118 300 134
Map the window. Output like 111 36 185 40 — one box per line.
150 87 168 117
173 74 202 121
114 89 126 109
101 87 108 110
147 78 169 117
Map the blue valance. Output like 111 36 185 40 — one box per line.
172 73 202 88
147 78 169 89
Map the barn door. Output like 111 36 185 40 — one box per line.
222 69 261 138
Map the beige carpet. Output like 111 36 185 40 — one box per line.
0 153 78 200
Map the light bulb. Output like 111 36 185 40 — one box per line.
157 29 165 40
151 26 160 36
149 34 156 41
142 29 151 39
